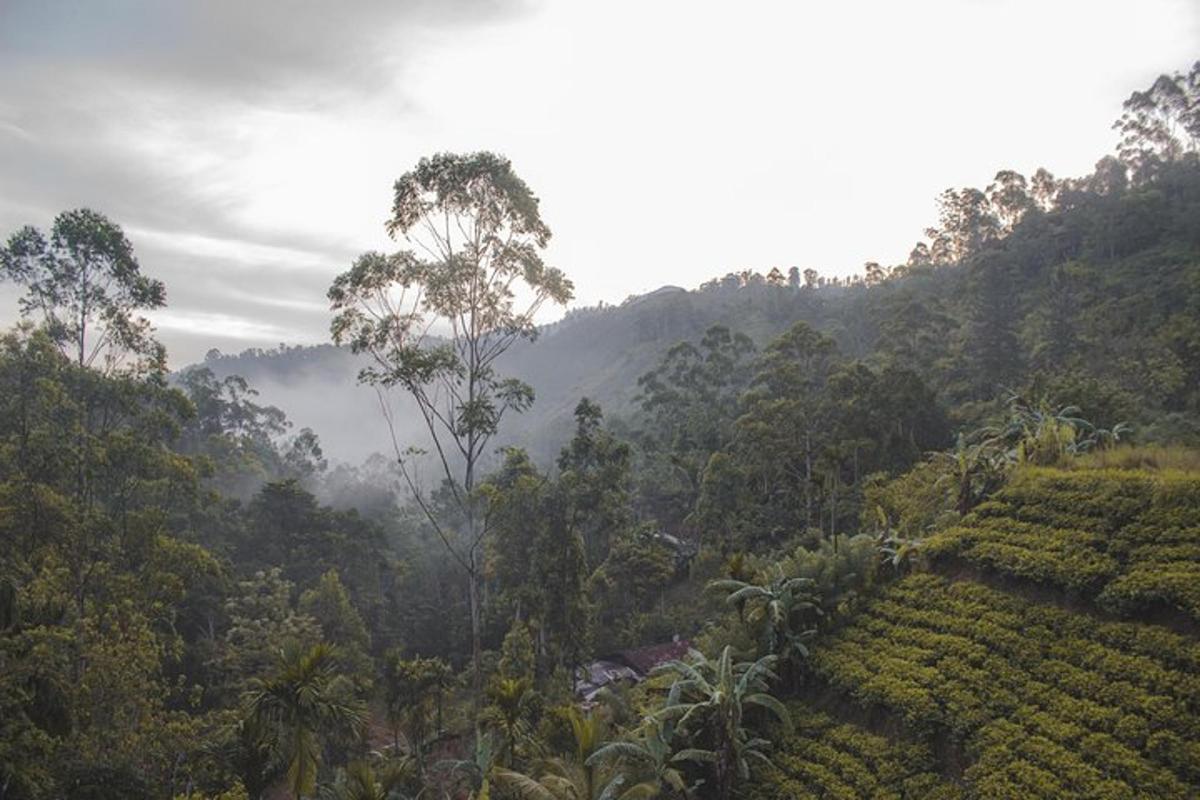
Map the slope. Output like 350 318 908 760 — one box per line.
762 463 1200 799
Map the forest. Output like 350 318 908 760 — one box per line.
0 61 1199 800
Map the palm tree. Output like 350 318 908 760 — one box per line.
244 641 367 800
487 676 533 767
320 756 420 800
652 647 790 800
586 718 695 798
492 708 648 800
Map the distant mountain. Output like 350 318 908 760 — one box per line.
194 157 1200 467
192 280 858 465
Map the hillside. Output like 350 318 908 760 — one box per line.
752 462 1200 799
195 156 1200 467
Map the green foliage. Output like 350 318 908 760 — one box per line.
811 573 1200 797
244 641 367 800
743 705 961 800
1 208 166 371
381 653 452 764
319 755 420 800
589 526 675 652
708 566 820 671
329 150 574 710
558 398 634 570
652 646 791 800
300 570 373 692
175 366 327 499
926 465 1200 621
485 447 592 673
635 325 757 528
212 568 322 701
499 621 538 681
690 321 948 552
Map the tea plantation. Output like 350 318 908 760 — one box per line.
761 465 1200 799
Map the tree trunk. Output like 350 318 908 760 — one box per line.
468 561 483 715
804 429 813 529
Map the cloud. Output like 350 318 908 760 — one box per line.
1 0 1196 371
0 1 531 102
0 0 533 363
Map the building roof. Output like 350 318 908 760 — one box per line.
617 639 692 676
574 638 693 701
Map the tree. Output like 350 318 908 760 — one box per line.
863 261 888 286
381 654 451 766
652 647 789 800
492 709 637 800
486 676 533 768
299 571 373 693
708 567 820 672
244 642 366 800
558 399 632 569
436 734 499 800
0 209 165 372
321 757 421 800
636 326 755 529
328 152 573 709
586 718 694 799
962 252 1022 395
589 526 675 652
929 187 999 262
1114 61 1199 182
986 170 1032 232
484 449 591 673
737 322 838 534
1030 167 1059 211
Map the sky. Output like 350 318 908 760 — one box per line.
0 0 1197 366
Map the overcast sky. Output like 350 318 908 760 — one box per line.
1 1 1196 365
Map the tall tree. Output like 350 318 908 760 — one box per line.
986 170 1032 232
1114 61 1199 182
557 398 632 569
328 152 572 709
738 322 838 533
0 209 165 372
963 252 1023 396
636 326 755 529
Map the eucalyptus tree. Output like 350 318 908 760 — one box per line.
1114 61 1199 182
329 152 573 707
0 208 165 372
735 321 838 532
651 647 790 800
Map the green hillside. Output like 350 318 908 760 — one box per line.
927 466 1200 623
757 464 1200 799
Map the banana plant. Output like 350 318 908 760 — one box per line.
651 647 790 800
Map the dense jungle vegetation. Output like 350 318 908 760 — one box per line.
1 62 1199 800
